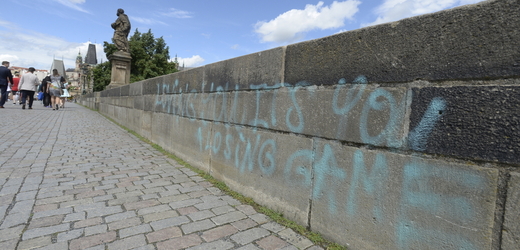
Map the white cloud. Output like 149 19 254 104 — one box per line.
364 0 486 27
161 8 193 19
255 0 361 44
0 22 106 71
53 0 89 13
132 17 167 26
176 55 205 68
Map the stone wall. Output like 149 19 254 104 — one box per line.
80 0 520 249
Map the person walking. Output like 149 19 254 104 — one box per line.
18 67 40 110
11 72 20 105
48 69 65 110
40 75 51 107
0 61 14 108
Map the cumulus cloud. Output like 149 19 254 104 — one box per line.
363 0 486 27
176 55 205 68
255 0 361 44
0 22 106 70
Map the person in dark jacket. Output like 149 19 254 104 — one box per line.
40 75 51 107
0 61 14 108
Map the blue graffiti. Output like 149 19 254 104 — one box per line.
408 97 447 151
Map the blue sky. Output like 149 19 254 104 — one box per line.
1 0 485 71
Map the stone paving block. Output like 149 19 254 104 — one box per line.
137 204 171 216
57 228 84 242
107 217 142 231
278 228 314 250
69 231 117 250
201 224 239 242
211 205 235 215
114 190 143 199
0 225 24 242
169 198 203 209
156 234 202 250
256 235 289 250
150 216 191 231
107 234 147 249
84 224 107 236
12 199 35 214
212 211 248 225
86 206 123 218
35 194 73 205
60 198 94 208
230 227 271 245
104 211 137 223
142 210 178 223
16 190 37 201
0 239 18 250
34 242 69 250
74 217 103 229
0 212 30 229
249 213 270 224
143 193 161 200
235 205 256 215
178 206 199 216
261 222 286 233
63 212 86 222
120 224 152 238
17 236 52 250
181 219 216 234
187 239 235 250
187 209 215 221
22 223 70 240
27 215 65 230
76 190 106 199
187 190 212 198
146 226 183 243
232 219 259 231
92 194 115 202
235 244 262 250
33 207 73 219
123 200 160 210
194 200 228 210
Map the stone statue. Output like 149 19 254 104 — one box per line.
111 8 131 52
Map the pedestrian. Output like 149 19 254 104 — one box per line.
48 69 65 110
18 67 40 110
60 82 70 108
0 61 14 108
11 72 20 105
40 75 51 107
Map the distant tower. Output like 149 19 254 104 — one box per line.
75 51 83 71
173 54 179 70
85 44 98 66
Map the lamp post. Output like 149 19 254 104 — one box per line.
81 63 89 95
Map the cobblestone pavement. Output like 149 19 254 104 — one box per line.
0 102 324 250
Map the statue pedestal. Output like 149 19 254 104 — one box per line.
107 51 131 89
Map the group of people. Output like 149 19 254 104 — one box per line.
0 61 70 110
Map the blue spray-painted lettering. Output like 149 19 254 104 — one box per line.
408 97 447 151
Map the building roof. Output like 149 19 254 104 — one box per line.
85 44 98 65
50 59 67 80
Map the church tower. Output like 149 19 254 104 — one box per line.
75 51 83 71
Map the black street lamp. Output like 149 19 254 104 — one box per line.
81 63 89 95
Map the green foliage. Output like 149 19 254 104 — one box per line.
92 61 111 92
92 29 178 91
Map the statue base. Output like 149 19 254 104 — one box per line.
107 51 131 89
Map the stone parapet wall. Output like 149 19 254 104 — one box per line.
79 0 520 249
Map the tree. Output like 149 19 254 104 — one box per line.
92 29 178 91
